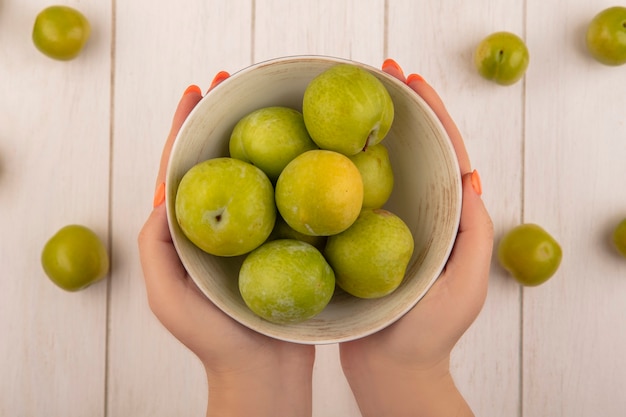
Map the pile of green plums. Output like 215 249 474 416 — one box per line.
175 64 416 324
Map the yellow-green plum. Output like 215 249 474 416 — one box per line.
586 6 626 66
498 223 562 286
474 31 530 86
325 209 414 299
41 225 109 291
32 5 91 61
275 150 363 236
239 239 335 324
175 157 276 257
613 218 626 258
303 64 394 156
348 143 394 209
229 106 318 182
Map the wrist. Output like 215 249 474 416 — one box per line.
204 353 314 417
343 357 473 417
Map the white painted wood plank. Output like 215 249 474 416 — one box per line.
387 1 525 415
524 1 626 416
254 0 385 66
0 0 111 416
254 2 385 416
107 1 253 416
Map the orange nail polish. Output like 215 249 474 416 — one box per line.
406 73 426 84
153 182 166 207
382 58 404 75
183 84 202 96
208 71 230 92
471 170 482 196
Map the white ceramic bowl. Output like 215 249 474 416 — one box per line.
166 55 461 344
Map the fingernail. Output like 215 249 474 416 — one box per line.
183 84 202 97
153 182 166 207
406 73 426 84
208 71 230 92
382 58 405 78
471 170 483 196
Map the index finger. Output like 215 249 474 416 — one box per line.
155 86 203 187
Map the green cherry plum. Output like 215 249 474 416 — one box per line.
325 208 414 299
41 225 109 291
229 106 317 182
275 150 363 237
498 223 562 286
239 239 335 324
175 157 276 257
586 6 626 66
32 5 91 60
474 31 530 86
348 143 394 209
303 64 394 156
613 218 626 258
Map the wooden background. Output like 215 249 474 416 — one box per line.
1 0 625 415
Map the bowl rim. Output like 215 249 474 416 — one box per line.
165 54 462 344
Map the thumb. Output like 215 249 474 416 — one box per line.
138 205 190 313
